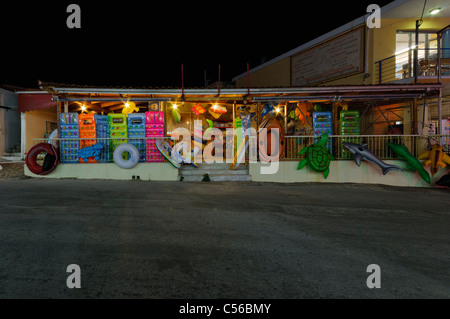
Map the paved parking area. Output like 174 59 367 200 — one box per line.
0 178 449 299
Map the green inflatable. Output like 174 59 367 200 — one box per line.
388 143 431 184
298 134 334 179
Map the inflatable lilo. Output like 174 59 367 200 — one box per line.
297 134 333 179
26 143 59 175
113 143 140 169
343 142 401 175
418 144 450 177
388 143 431 184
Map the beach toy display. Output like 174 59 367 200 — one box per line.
146 111 165 162
297 134 334 179
127 113 146 163
94 114 112 163
78 113 97 163
340 110 360 158
108 113 128 156
313 111 332 153
60 113 79 163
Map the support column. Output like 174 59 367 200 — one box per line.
412 98 418 135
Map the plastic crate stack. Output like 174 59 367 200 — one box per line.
60 113 79 163
127 113 146 163
94 114 112 163
145 111 165 162
313 111 333 153
78 113 97 163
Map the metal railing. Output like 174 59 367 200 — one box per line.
284 135 450 160
32 135 450 162
374 48 450 84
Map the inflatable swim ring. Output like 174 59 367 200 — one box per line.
26 143 59 175
113 143 140 169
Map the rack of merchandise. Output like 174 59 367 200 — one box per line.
60 113 79 163
146 111 165 162
313 111 333 152
78 113 97 163
340 110 361 158
128 113 146 163
94 114 112 163
108 113 128 156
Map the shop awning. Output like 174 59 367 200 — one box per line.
17 92 57 113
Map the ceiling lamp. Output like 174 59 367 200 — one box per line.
430 8 441 15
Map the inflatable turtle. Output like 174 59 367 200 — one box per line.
297 134 334 179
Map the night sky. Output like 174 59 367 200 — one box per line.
2 1 395 89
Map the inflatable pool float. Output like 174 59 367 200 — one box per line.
156 139 182 169
173 142 200 168
191 104 206 116
418 144 450 177
388 143 431 184
113 143 140 169
79 143 104 163
172 107 182 123
298 134 334 179
343 142 401 175
26 143 59 175
47 129 58 148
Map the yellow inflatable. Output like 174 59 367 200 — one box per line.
122 102 139 114
418 144 450 176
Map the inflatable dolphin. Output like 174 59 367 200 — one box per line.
343 142 402 175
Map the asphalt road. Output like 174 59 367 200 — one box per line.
0 178 449 299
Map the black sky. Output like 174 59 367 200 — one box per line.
1 1 395 89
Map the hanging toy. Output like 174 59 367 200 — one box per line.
191 104 206 116
122 101 139 115
261 104 274 120
295 102 311 126
170 103 182 123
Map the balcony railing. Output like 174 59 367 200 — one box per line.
374 48 450 84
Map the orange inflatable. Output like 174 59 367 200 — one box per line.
191 104 206 115
295 102 311 126
258 118 285 162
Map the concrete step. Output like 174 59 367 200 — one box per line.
180 174 251 182
178 162 250 182
181 169 249 176
180 163 248 171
